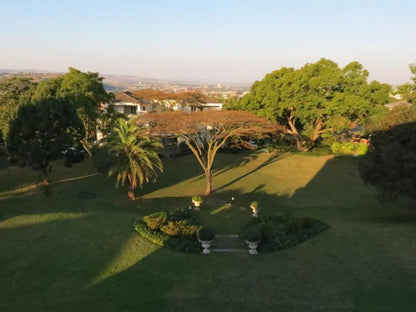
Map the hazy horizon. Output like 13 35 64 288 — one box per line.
1 0 415 85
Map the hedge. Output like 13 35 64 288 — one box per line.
239 213 330 253
133 208 202 253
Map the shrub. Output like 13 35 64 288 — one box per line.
355 143 368 155
331 141 368 155
197 227 215 241
134 209 203 253
143 212 167 230
242 227 261 242
192 196 202 202
239 213 329 253
160 221 181 236
133 220 201 253
286 217 314 233
160 220 199 237
259 223 274 241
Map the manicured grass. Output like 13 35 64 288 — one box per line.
1 152 416 311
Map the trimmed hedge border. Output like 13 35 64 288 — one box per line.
133 219 201 253
240 213 330 253
257 219 329 253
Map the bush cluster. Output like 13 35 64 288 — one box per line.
239 213 329 253
160 220 199 237
197 227 215 241
133 208 202 253
143 212 167 230
331 142 368 155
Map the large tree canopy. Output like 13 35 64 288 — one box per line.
394 62 416 103
7 98 84 183
229 59 391 150
137 110 278 195
31 68 111 155
0 77 34 140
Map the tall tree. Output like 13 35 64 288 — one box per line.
0 77 34 140
7 98 84 183
138 111 277 195
99 119 163 200
31 68 111 156
395 62 416 103
230 59 391 150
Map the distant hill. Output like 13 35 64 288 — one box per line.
0 69 250 93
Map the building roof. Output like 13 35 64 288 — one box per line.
112 91 141 104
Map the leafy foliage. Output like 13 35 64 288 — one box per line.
6 98 84 182
239 213 329 253
31 68 111 155
230 59 391 150
360 122 416 200
0 77 34 139
138 110 277 194
133 209 202 252
365 105 416 132
160 220 199 237
143 211 167 230
96 118 163 199
394 62 416 103
197 227 215 241
331 142 368 155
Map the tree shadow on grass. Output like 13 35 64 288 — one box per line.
288 155 416 224
3 154 416 311
214 151 292 193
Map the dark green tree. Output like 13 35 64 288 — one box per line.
30 68 111 156
394 62 416 103
360 121 416 200
0 77 34 139
7 98 84 183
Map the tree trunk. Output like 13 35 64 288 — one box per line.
128 186 136 200
81 139 93 157
204 168 213 195
309 119 323 143
41 164 51 185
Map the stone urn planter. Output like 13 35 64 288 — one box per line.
245 240 260 255
243 228 261 255
192 196 203 211
197 227 215 254
250 201 259 217
199 240 214 254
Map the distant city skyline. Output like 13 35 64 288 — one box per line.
1 0 415 85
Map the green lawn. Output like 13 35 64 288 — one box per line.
1 152 415 311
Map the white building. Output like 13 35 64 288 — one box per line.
111 92 158 117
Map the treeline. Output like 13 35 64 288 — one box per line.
226 58 416 151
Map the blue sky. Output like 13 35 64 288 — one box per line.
1 0 415 84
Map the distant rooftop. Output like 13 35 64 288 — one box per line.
112 91 141 104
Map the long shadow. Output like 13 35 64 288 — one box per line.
289 155 416 224
3 152 416 311
214 151 292 192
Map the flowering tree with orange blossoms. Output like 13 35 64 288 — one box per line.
136 110 280 195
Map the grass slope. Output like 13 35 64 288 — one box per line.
0 152 415 311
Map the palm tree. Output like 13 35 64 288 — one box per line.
107 118 163 200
